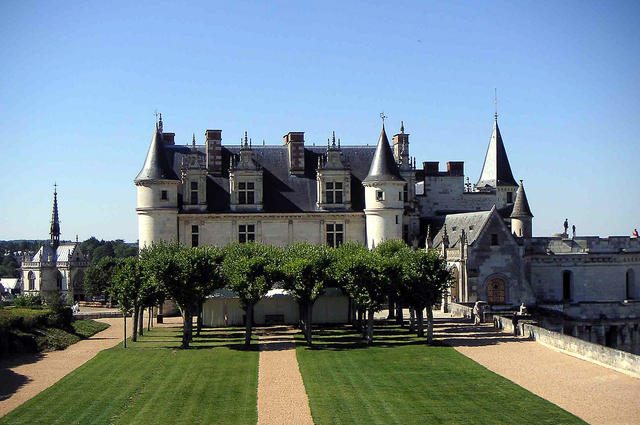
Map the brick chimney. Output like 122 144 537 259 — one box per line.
446 161 464 176
206 130 222 175
284 132 305 175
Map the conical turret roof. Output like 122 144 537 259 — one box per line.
363 124 404 183
134 126 179 182
510 180 533 218
477 117 518 188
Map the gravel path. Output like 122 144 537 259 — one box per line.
257 326 314 425
0 314 134 417
434 314 640 425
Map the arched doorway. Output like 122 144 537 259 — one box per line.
562 271 572 301
487 278 506 304
627 269 635 300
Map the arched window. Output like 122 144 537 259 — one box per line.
487 278 506 304
562 270 572 301
627 269 635 300
28 271 36 290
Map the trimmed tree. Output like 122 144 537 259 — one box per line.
110 257 142 348
374 240 411 325
83 256 118 301
190 246 226 337
281 243 332 345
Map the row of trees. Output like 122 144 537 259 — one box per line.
87 240 452 349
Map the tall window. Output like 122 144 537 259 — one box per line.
161 190 168 200
239 224 255 243
403 184 408 202
238 182 255 205
28 271 35 290
326 182 343 204
507 191 513 204
191 225 199 247
326 223 344 248
487 278 505 304
562 270 572 301
190 182 198 205
491 234 499 246
376 190 384 201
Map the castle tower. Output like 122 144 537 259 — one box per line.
510 180 534 238
363 124 405 249
476 114 518 206
50 184 60 250
134 118 180 249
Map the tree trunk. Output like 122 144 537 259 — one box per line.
181 310 190 349
138 305 144 337
409 307 415 333
416 307 425 338
388 296 395 320
132 303 139 342
305 303 313 345
147 307 152 331
123 312 127 348
426 305 434 344
196 301 203 337
298 303 304 330
396 304 403 326
245 303 253 345
356 308 363 331
157 302 164 324
366 308 374 344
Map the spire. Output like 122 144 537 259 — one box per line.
400 120 405 134
243 131 248 147
476 115 518 188
510 180 534 218
192 133 196 147
50 184 60 249
158 113 163 133
331 131 336 147
363 123 404 183
134 125 179 182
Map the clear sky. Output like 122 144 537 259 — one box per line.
1 1 639 242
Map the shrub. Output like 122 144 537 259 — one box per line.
13 294 42 308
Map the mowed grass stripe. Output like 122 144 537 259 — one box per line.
297 324 586 425
0 327 258 425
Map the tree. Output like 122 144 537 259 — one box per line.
374 240 411 326
83 256 118 300
224 242 277 345
334 242 388 344
110 257 143 348
281 243 332 345
188 246 226 337
0 255 20 277
404 249 453 343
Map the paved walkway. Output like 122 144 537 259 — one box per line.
434 313 640 425
256 326 314 425
0 314 135 417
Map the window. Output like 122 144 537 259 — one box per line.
376 190 384 201
28 271 35 290
325 182 343 204
191 225 199 247
507 191 513 204
487 278 506 304
161 190 168 200
491 234 499 246
403 224 409 243
395 215 399 224
326 223 344 248
403 184 408 202
239 224 255 243
190 182 198 205
238 182 255 205
562 270 572 301
57 271 63 290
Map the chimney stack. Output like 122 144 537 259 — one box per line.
283 132 305 175
206 130 222 175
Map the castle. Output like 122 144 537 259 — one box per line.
21 186 88 301
135 113 640 352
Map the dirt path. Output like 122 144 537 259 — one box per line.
0 315 134 417
434 314 640 425
257 326 314 425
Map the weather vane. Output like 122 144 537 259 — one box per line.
494 88 498 119
380 112 387 123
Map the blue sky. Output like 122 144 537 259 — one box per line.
1 1 639 242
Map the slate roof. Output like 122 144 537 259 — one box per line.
166 144 377 213
510 181 533 218
363 124 404 183
476 118 518 188
31 243 83 263
426 210 493 248
135 128 180 182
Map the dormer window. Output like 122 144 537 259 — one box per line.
238 182 255 205
161 190 168 200
326 182 343 204
190 182 198 205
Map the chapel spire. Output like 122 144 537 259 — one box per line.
50 184 60 249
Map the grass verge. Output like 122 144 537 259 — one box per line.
0 325 258 425
296 323 586 425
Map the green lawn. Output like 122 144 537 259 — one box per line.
296 323 586 425
71 319 110 338
0 325 259 425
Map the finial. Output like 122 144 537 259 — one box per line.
262 139 265 146
494 88 498 121
76 234 78 243
192 133 196 147
327 138 330 148
158 113 163 132
249 138 252 148
380 112 387 124
400 120 405 134
243 131 248 147
317 156 322 168
520 179 523 185
53 182 57 194
338 138 341 148
332 131 336 147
